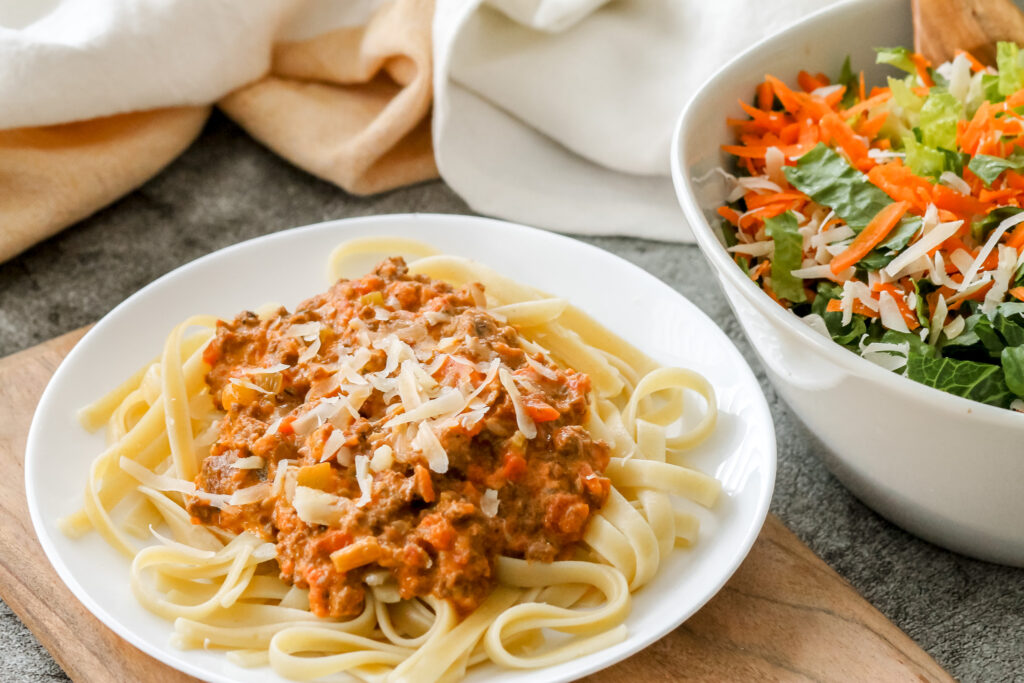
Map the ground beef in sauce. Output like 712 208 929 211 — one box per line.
188 258 611 618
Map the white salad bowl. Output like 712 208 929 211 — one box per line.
671 0 1024 565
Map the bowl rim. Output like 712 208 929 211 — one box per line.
669 0 1024 430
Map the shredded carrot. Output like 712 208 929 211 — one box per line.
873 283 921 329
797 70 825 93
756 81 774 111
910 52 934 87
842 90 892 119
748 261 771 281
830 201 910 275
819 112 872 171
1006 221 1024 250
1010 287 1024 302
826 298 879 318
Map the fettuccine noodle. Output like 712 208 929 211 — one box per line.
61 238 722 682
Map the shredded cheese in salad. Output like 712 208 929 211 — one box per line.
719 44 1024 410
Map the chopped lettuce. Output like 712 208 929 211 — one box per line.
902 135 947 177
784 144 891 229
888 76 924 113
1001 346 1024 397
967 152 1024 186
811 282 867 347
972 207 1024 243
764 212 807 303
875 46 917 75
836 56 859 110
918 91 963 150
982 72 1005 103
997 41 1024 97
857 217 922 270
905 354 1015 407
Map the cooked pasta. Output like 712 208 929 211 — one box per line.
60 238 722 682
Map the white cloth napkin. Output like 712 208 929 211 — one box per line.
433 0 839 241
0 0 838 245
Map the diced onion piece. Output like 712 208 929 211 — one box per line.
481 489 500 517
412 422 449 473
498 368 537 439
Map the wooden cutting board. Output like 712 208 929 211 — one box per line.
0 329 953 683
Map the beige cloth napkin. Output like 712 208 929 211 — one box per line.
0 0 436 264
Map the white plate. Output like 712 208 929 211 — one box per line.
26 214 775 683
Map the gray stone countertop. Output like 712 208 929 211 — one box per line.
1 113 1021 682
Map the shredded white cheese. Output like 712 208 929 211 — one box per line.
354 455 373 507
498 368 537 440
878 291 910 333
229 483 272 506
231 456 264 470
297 337 322 365
229 377 274 394
320 428 347 463
384 388 465 428
981 245 1018 314
958 212 1024 291
412 422 449 473
884 220 961 279
285 322 321 341
292 486 347 526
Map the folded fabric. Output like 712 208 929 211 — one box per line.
434 0 839 241
0 0 436 262
0 0 838 263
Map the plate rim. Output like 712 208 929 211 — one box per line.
25 213 777 683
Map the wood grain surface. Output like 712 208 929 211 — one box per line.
912 0 1024 65
0 329 953 682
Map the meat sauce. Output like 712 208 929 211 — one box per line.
188 258 611 619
